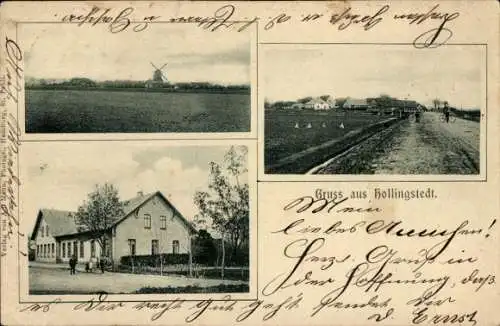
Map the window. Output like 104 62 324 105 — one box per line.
104 238 111 257
144 214 151 229
91 240 96 257
40 226 44 237
62 243 66 258
68 242 72 258
36 245 39 256
51 243 55 257
80 241 84 258
160 215 167 230
172 240 179 254
73 241 78 257
128 239 136 256
45 244 48 257
46 226 49 237
151 240 159 255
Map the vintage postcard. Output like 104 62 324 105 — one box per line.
0 1 498 326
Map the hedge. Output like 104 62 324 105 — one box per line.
120 253 189 267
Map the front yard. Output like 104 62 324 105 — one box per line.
29 263 249 294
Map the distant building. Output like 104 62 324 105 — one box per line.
304 98 330 110
344 98 369 110
325 98 337 109
399 100 421 113
30 191 196 267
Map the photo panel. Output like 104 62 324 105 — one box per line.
259 43 486 182
19 140 257 302
19 22 257 140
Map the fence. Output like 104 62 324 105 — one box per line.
117 262 249 281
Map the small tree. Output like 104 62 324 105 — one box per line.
194 146 249 279
335 97 348 108
75 183 124 261
297 96 313 104
192 230 218 266
433 98 441 111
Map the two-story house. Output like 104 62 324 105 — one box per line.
30 191 196 267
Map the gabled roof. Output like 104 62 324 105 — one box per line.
31 191 196 240
31 209 78 240
113 191 196 234
305 98 328 105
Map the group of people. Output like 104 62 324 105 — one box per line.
68 255 107 274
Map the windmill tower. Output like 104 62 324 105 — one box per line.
146 62 169 88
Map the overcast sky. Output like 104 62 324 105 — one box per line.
263 44 485 109
20 143 248 236
21 24 250 85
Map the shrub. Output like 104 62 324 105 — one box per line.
135 283 249 294
120 253 189 267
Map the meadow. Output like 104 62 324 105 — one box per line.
265 109 390 171
26 89 250 133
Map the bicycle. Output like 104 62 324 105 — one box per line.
439 113 456 123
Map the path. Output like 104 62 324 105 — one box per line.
314 112 480 174
29 264 247 294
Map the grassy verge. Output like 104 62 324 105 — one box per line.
266 117 401 174
135 284 249 294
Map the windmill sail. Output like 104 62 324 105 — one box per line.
150 62 169 82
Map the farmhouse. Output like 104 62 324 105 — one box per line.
30 191 196 267
304 98 330 111
344 98 369 110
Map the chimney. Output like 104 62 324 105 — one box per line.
137 190 144 197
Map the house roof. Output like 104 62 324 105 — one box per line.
31 191 196 240
33 209 78 238
112 191 196 234
305 98 328 105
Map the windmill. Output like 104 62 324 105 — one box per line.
150 62 168 83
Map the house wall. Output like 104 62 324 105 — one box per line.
114 195 191 264
34 218 57 262
314 103 330 110
57 237 104 263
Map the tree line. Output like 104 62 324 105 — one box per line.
26 77 250 91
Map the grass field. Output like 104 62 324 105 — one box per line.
26 89 250 133
265 109 390 168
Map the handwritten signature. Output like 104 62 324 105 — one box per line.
1 38 23 258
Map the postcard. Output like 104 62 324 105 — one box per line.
0 1 498 326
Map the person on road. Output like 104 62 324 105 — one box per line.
443 101 450 123
69 255 77 275
100 256 106 274
88 257 94 273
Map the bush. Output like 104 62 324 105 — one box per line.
120 253 189 267
135 283 249 294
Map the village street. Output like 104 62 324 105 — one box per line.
315 112 480 175
29 263 248 294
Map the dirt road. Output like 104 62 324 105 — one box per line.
314 112 480 175
29 264 247 294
